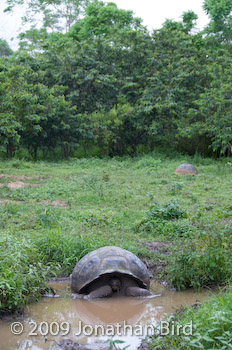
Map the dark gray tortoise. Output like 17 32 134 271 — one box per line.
175 163 198 175
71 246 153 299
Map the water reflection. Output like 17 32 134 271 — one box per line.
0 281 212 350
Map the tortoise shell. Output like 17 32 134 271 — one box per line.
71 246 150 293
175 163 198 175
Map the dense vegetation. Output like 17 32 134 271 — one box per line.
150 286 232 350
1 0 232 159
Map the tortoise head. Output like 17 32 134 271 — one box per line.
109 276 121 292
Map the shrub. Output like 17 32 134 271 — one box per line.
0 230 104 314
156 220 195 238
168 181 184 195
0 236 54 314
138 200 187 232
34 229 103 275
149 287 232 350
169 232 232 289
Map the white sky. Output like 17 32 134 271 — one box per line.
0 0 209 50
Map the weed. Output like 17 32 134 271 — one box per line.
149 287 232 350
34 229 104 275
105 338 130 350
169 232 232 289
169 182 184 195
138 200 187 232
133 156 162 170
0 235 56 314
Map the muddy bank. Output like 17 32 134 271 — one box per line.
140 241 171 282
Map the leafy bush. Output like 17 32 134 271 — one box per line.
34 229 103 275
36 208 60 228
149 287 232 350
138 200 187 232
169 232 232 289
153 219 195 238
0 229 104 314
0 236 55 314
169 181 184 195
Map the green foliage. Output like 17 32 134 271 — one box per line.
182 11 198 33
169 181 184 195
1 0 232 158
169 231 232 289
5 0 89 32
0 225 104 313
150 287 232 350
132 157 162 170
105 337 130 350
1 0 155 158
138 200 187 232
0 0 231 158
34 229 101 275
181 49 232 155
72 1 143 40
148 200 187 220
203 0 232 42
0 235 55 314
0 54 76 158
86 102 137 156
0 39 13 57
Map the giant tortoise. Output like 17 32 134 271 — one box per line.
71 246 154 299
175 163 198 175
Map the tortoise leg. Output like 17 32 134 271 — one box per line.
125 286 154 297
72 293 85 299
84 285 113 300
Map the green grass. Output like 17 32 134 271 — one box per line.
0 153 232 314
149 287 232 350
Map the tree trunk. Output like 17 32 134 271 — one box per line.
42 147 48 159
33 146 38 160
63 143 70 160
149 138 155 152
132 143 137 157
6 142 14 158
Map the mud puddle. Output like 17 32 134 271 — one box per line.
0 281 213 350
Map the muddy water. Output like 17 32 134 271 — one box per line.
0 281 212 350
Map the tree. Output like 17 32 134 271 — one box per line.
0 39 13 57
162 11 198 35
182 11 198 34
3 0 232 159
134 20 209 154
70 1 143 40
0 60 23 157
69 1 152 105
0 53 76 159
4 0 90 32
203 0 232 43
30 1 152 113
183 50 232 155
